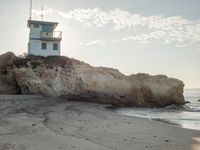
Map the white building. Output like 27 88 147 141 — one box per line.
27 20 62 56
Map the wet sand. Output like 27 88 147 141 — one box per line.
0 95 200 150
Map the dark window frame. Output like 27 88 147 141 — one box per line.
53 43 58 50
42 43 47 50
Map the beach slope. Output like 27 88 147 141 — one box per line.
0 95 199 150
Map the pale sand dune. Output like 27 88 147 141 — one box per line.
0 95 199 150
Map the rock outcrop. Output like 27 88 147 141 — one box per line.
0 52 20 94
0 52 185 107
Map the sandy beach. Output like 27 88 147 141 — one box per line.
0 95 200 150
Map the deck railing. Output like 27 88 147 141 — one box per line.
53 31 62 39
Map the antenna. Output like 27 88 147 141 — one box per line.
29 0 32 20
41 5 44 21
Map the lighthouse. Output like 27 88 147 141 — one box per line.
27 1 62 56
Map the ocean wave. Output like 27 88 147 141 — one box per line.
166 104 198 112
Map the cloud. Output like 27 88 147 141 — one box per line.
120 21 200 46
51 8 195 30
33 8 200 47
79 40 106 46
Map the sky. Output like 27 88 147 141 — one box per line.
0 0 199 89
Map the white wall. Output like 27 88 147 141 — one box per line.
41 32 54 38
29 40 60 56
30 24 42 38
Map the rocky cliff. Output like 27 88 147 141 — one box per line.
0 52 185 107
0 52 20 94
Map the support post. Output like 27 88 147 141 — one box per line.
29 0 32 20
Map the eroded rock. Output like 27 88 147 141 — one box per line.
0 52 20 94
0 52 185 107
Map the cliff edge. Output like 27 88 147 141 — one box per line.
0 52 185 107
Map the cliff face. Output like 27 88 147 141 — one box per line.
0 52 185 107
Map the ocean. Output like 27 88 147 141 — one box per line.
114 89 200 130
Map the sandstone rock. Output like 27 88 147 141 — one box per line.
127 74 185 106
0 52 20 94
0 52 185 107
0 52 15 74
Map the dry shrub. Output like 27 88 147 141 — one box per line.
12 54 76 69
44 56 73 68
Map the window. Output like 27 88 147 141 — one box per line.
53 43 58 50
42 24 54 32
34 23 39 28
42 43 47 50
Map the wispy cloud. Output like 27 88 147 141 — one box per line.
33 8 200 47
79 40 106 46
120 22 200 47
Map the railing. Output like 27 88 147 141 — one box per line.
41 31 62 40
53 31 62 39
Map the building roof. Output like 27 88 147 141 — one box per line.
27 20 58 28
